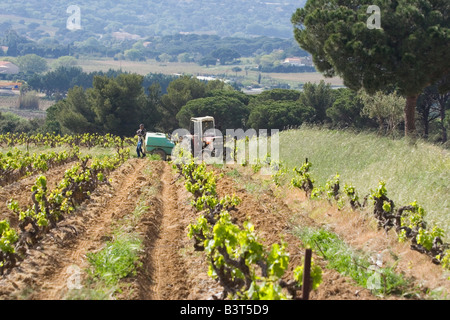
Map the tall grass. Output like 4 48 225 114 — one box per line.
279 126 450 237
19 91 39 110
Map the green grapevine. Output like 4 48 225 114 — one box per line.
175 156 322 299
1 148 129 274
0 147 80 186
293 257 323 291
291 160 314 198
0 220 19 274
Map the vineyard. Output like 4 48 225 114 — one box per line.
0 132 449 300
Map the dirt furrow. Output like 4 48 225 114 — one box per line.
134 161 222 300
0 158 222 300
145 162 191 299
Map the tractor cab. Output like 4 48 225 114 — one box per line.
187 116 224 159
189 116 215 137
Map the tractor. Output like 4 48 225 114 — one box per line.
144 116 231 162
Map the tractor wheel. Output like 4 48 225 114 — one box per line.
152 149 166 161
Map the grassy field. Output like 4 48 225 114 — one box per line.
278 126 450 238
75 58 344 88
0 94 18 109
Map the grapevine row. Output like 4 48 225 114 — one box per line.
172 149 322 300
0 148 130 275
0 132 135 149
0 147 80 186
286 159 450 271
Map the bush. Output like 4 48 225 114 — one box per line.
19 91 40 110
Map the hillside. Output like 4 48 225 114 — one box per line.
0 0 306 41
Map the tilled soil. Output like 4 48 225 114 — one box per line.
0 159 221 300
130 160 221 300
1 159 446 300
0 159 149 299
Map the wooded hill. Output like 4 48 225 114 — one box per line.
0 0 306 42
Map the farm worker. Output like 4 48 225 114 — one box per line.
136 124 146 158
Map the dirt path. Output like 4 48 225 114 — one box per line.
144 161 189 299
136 161 220 300
38 159 150 300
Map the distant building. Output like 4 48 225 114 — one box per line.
196 76 217 81
0 61 20 75
0 81 22 90
112 31 142 41
283 57 302 65
283 56 314 67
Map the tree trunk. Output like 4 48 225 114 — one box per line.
423 106 430 139
377 116 384 135
438 93 448 143
440 102 448 143
404 95 418 136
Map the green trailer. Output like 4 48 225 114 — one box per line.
145 132 175 160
